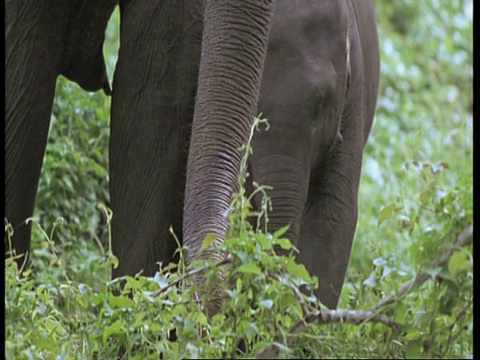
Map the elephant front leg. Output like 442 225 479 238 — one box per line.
109 0 203 278
248 153 310 252
298 127 365 309
5 2 67 266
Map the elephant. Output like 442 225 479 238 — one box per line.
5 0 379 313
5 0 118 261
110 0 379 312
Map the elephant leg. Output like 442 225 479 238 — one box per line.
297 0 380 309
110 0 203 278
5 2 68 265
248 109 340 255
298 120 366 309
249 153 309 248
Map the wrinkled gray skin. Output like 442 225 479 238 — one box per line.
5 0 116 260
253 1 380 307
6 0 379 311
111 0 379 311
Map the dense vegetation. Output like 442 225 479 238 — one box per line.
5 1 472 358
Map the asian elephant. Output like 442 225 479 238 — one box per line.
110 0 379 311
5 0 379 312
5 0 118 261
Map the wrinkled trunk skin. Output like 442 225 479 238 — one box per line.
5 0 116 267
183 0 275 315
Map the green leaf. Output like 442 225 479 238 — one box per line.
236 278 243 293
448 251 470 277
425 267 442 280
413 310 433 328
194 312 209 326
436 269 460 290
285 259 312 283
377 203 402 227
239 319 259 338
200 233 217 252
256 234 273 250
439 292 456 316
33 338 56 351
109 295 134 309
273 224 290 239
273 238 292 250
43 317 67 337
406 341 423 359
125 276 143 290
103 320 124 345
237 263 262 275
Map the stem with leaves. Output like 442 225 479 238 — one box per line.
256 224 473 359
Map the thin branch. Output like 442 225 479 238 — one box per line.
441 297 473 358
314 309 401 331
257 308 402 358
256 224 473 359
370 224 472 313
271 273 311 318
148 224 472 358
399 179 435 212
153 255 231 297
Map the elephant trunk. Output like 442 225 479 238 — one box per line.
183 0 275 314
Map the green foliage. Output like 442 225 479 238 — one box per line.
5 134 321 358
5 2 472 359
33 78 110 253
346 0 473 357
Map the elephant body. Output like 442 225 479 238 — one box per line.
5 0 379 310
252 1 379 307
5 0 116 260
110 0 379 309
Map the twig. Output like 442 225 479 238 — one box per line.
399 179 435 212
315 309 400 330
441 297 473 358
271 273 311 318
153 255 231 297
256 224 473 359
370 224 472 313
257 308 402 358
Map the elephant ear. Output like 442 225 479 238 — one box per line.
61 0 118 95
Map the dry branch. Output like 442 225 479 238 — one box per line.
256 224 473 359
370 224 472 313
147 223 472 358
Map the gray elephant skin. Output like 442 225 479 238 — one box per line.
5 0 379 311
